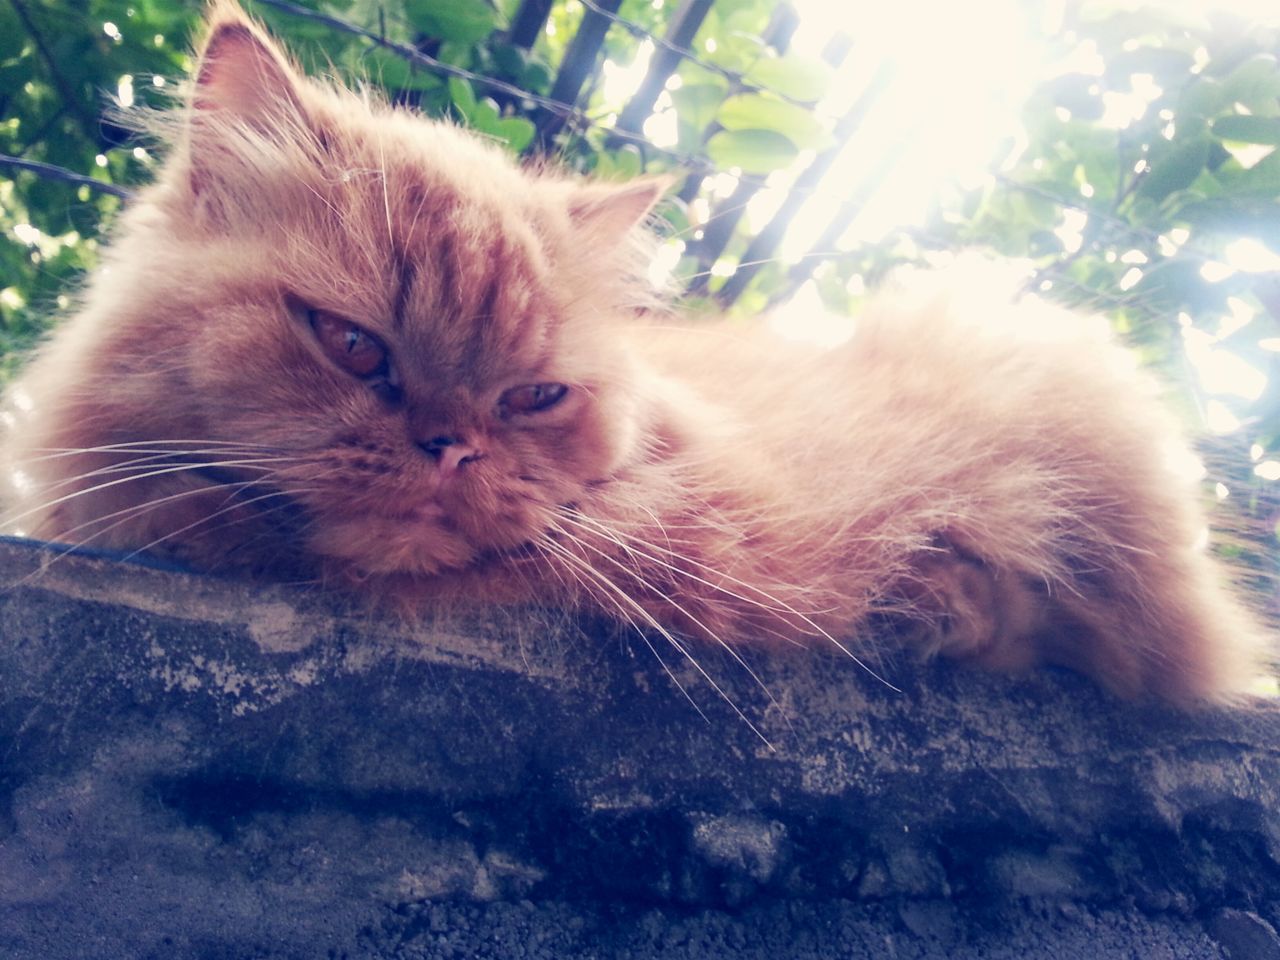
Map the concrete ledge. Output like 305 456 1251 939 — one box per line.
1 536 1279 958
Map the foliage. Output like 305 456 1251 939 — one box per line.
1 0 1278 579
0 0 195 376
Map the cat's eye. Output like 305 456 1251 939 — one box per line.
310 310 388 378
500 382 568 416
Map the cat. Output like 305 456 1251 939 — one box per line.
0 1 1267 704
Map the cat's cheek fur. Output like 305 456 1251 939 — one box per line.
548 386 645 483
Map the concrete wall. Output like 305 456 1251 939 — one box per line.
1 536 1278 958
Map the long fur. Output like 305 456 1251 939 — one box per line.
0 1 1267 703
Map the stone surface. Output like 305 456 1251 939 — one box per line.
1 535 1278 958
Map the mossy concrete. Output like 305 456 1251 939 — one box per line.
1 536 1278 958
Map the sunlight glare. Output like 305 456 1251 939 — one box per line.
648 240 683 289
1205 400 1240 434
1220 297 1255 337
642 109 678 149
1200 261 1235 282
601 40 654 108
788 0 1036 251
1183 327 1267 400
768 280 857 347
1224 238 1280 273
9 468 31 494
1054 209 1085 253
746 183 788 234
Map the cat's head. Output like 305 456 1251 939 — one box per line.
83 4 669 577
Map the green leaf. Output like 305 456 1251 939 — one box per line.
1136 136 1211 202
0 5 25 60
1212 114 1280 146
1179 77 1229 123
705 129 798 174
1216 150 1280 199
463 96 502 131
669 82 726 132
743 54 830 103
363 48 436 92
606 144 643 180
447 76 477 118
489 116 535 152
489 43 527 78
716 94 832 151
521 59 553 94
403 0 502 44
1221 54 1280 110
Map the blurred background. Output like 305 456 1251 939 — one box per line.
0 0 1277 602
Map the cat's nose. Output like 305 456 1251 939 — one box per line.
418 434 483 472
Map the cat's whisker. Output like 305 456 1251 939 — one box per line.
662 197 760 244
561 509 900 690
568 508 830 642
32 479 267 549
6 445 299 492
115 487 314 565
534 530 719 733
27 438 283 454
608 492 679 561
15 443 285 470
11 452 302 499
518 540 582 608
550 515 792 733
297 179 345 223
676 249 851 288
377 137 394 252
0 457 305 533
504 545 554 674
543 520 776 748
559 511 747 617
3 479 279 589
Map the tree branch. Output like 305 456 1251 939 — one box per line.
0 153 134 199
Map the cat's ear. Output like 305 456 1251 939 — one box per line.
184 4 319 205
569 177 672 244
192 6 306 128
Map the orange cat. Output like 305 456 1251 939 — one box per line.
1 3 1266 702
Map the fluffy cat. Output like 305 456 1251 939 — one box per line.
1 2 1267 703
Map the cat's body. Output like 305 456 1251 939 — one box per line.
1 3 1265 701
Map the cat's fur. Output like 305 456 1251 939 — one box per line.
1 2 1267 701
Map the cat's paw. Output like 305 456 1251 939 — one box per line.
898 541 1042 671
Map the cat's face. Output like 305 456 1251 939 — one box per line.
91 11 666 577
